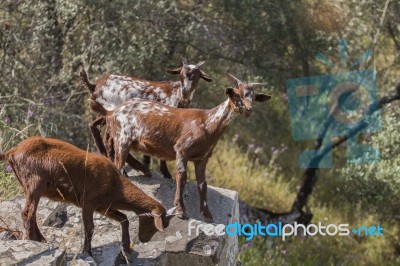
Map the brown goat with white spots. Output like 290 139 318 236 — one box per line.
0 137 177 261
80 58 212 179
100 73 271 222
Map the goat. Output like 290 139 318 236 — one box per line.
80 58 212 179
99 73 271 222
0 137 177 260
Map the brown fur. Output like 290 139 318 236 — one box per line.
0 137 170 258
80 68 96 93
80 59 212 179
104 74 271 222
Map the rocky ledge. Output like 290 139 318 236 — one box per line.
0 172 239 265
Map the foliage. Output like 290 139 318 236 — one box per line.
1 0 400 265
207 137 295 212
335 106 400 218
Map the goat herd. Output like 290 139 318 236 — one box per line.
0 58 271 260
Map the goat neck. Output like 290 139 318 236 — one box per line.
205 99 238 134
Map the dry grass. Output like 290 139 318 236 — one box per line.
205 139 296 212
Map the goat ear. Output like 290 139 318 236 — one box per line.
181 56 188 66
200 71 213 82
255 93 271 102
154 216 165 232
166 67 182 75
138 215 162 243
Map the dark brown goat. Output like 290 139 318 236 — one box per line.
80 58 212 179
0 137 177 260
100 73 271 222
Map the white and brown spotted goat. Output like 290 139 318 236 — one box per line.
80 58 212 178
98 73 271 222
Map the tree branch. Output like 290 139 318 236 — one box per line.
240 82 400 225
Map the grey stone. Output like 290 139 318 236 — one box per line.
0 240 65 265
0 231 19 241
0 172 239 265
42 203 68 228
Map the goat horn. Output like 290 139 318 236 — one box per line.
166 206 179 216
248 83 267 88
181 56 188 66
226 73 242 85
195 61 205 69
138 212 153 217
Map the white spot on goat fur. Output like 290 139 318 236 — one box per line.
189 120 197 131
136 101 152 114
159 91 167 100
205 100 239 132
176 160 186 172
96 75 193 112
207 100 229 125
188 90 195 101
99 77 147 111
115 112 131 146
154 105 170 114
183 136 193 147
188 65 196 69
167 93 180 107
154 88 163 94
198 181 204 189
183 78 192 91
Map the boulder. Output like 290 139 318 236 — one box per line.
0 172 239 265
0 240 65 265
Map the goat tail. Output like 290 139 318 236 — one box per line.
80 69 96 93
89 99 110 116
0 152 7 161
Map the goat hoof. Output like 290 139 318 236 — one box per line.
122 170 130 178
177 212 186 219
202 212 214 223
162 171 172 179
175 209 186 219
121 247 134 263
204 216 214 223
144 170 152 178
82 250 93 258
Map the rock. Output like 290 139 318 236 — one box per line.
0 231 19 240
42 203 68 228
0 172 239 265
0 240 65 265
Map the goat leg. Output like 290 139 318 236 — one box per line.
22 194 41 241
173 157 188 218
113 140 150 177
99 208 132 258
104 127 114 160
90 116 107 156
126 154 151 177
194 160 213 223
82 207 95 256
143 155 151 169
160 160 172 179
104 132 150 177
34 217 46 242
